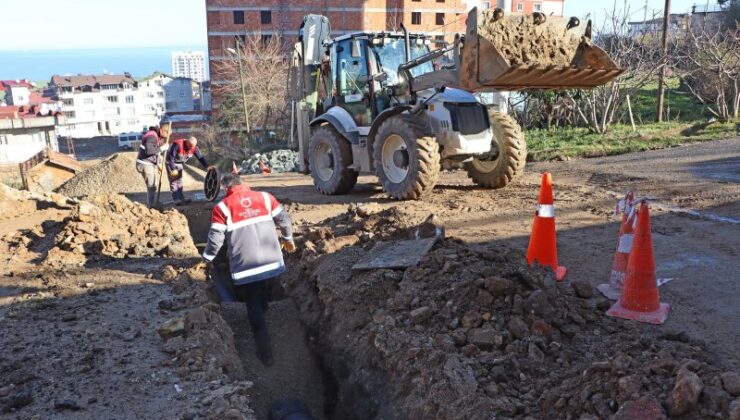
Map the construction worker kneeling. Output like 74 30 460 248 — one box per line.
201 174 296 366
167 136 209 205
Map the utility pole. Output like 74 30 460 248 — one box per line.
232 38 251 137
656 0 671 122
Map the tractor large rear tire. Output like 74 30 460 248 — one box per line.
465 111 527 189
308 126 358 195
373 115 440 200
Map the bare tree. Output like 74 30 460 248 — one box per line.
673 26 740 121
567 1 666 133
214 34 291 145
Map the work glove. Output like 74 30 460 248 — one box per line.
281 239 297 253
169 169 180 178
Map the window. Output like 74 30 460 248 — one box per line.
83 98 94 105
436 0 444 2
534 3 542 11
102 84 117 90
61 86 73 93
482 1 491 9
0 135 7 145
63 111 76 119
125 95 134 104
435 35 445 46
62 98 74 106
436 13 444 25
235 34 246 45
180 91 186 97
516 2 523 11
233 10 244 24
261 34 273 44
106 95 118 103
114 121 121 127
411 12 421 25
261 10 271 24
157 92 164 98
412 0 420 2
122 83 132 89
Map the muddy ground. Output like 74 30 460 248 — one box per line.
0 137 738 419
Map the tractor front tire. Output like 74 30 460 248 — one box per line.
308 126 358 195
373 115 440 200
465 111 527 189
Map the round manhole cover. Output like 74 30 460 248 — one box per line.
204 166 221 202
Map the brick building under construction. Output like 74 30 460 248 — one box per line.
206 0 467 105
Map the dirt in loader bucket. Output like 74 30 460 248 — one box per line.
461 8 623 90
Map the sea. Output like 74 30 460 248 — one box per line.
0 46 208 82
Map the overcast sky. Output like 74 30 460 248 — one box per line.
0 0 718 50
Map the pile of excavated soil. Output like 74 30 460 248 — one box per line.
478 12 581 67
56 153 144 197
3 193 198 267
283 205 739 419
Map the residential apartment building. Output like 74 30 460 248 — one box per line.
172 51 208 82
628 13 690 38
50 73 198 138
206 0 467 106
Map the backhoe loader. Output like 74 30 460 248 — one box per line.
291 8 622 200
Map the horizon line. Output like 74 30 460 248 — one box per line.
0 45 208 53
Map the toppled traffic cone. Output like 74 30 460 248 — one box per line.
607 201 670 324
526 172 567 281
258 160 272 174
598 191 636 300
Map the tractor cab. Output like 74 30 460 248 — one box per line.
327 33 435 126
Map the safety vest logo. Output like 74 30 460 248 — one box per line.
238 196 261 219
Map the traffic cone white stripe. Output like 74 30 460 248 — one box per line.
617 233 634 253
537 204 555 218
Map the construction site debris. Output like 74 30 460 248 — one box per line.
477 12 581 67
241 149 300 174
282 205 735 419
56 153 144 197
2 192 198 267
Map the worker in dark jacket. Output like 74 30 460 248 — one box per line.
135 125 168 208
202 174 295 366
166 136 208 205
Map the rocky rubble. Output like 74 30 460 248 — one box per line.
241 149 300 174
155 264 257 419
3 193 198 267
283 205 737 419
478 12 581 67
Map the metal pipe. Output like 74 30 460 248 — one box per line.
401 23 411 63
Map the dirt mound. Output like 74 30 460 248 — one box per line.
478 12 580 67
283 206 736 419
3 193 198 267
56 153 143 197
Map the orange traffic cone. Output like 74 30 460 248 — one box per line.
258 160 272 174
606 201 670 324
526 172 567 281
598 191 637 300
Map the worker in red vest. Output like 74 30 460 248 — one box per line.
166 136 208 205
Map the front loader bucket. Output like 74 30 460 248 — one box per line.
460 9 623 91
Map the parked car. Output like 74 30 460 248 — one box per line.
117 132 142 150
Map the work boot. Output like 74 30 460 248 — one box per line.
255 331 274 367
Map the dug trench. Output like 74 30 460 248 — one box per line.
182 205 343 420
183 201 740 419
